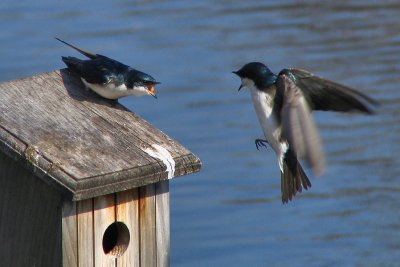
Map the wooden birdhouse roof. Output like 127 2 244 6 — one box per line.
0 69 201 200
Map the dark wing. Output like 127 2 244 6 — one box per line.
277 74 325 177
62 56 127 86
55 37 98 59
279 68 379 114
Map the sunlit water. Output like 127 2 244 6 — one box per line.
1 1 399 266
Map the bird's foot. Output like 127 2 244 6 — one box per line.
255 139 269 150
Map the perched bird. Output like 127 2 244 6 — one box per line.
55 37 159 99
233 62 379 203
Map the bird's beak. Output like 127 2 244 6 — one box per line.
147 84 158 99
238 84 243 91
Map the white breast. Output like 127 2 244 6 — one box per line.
249 85 289 172
249 85 282 153
81 79 148 99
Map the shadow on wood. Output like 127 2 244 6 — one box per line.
60 68 121 107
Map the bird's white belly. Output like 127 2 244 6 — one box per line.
81 79 147 99
250 87 281 153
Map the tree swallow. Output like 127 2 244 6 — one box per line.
233 62 379 203
55 37 159 99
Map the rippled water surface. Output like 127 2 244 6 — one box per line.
1 1 400 266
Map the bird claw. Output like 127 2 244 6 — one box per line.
255 139 269 150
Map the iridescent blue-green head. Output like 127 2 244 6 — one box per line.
126 68 160 98
232 62 277 91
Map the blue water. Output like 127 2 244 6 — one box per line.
1 1 400 266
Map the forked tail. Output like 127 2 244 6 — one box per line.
281 147 311 203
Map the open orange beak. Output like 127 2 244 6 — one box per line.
147 84 158 99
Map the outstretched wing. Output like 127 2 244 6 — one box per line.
279 68 379 114
277 74 325 177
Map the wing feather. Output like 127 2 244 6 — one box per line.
280 68 379 114
62 56 126 86
278 74 325 176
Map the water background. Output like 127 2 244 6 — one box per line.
1 1 400 266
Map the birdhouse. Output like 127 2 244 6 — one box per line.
0 70 201 267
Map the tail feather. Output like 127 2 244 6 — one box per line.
281 148 311 203
55 37 97 59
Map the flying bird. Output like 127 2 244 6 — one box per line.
56 37 159 99
233 62 379 203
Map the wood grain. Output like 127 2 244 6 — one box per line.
155 180 170 267
0 153 62 266
116 189 140 267
0 70 201 200
139 184 157 267
77 198 94 267
94 194 116 267
62 200 78 267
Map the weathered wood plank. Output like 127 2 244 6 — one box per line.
94 194 116 267
116 189 140 267
0 70 201 200
139 184 157 267
77 198 94 267
0 153 62 266
0 71 154 176
62 200 78 267
156 180 170 267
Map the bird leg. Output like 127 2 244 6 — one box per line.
255 139 269 150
